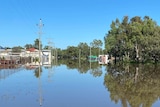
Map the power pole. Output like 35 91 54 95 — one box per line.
47 38 53 65
90 44 92 70
37 19 44 106
37 18 44 64
47 38 53 51
47 38 56 61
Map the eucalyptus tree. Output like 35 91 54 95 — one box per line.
104 16 160 63
96 39 103 55
120 16 132 61
66 46 78 59
24 44 33 49
43 45 50 49
90 39 103 56
78 42 90 59
12 46 23 52
141 16 160 63
129 16 143 61
34 38 42 49
104 18 122 62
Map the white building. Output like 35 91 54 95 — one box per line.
98 55 109 64
0 47 52 65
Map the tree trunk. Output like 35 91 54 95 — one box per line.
134 67 139 83
135 42 139 62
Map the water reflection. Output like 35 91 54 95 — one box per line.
2 59 160 107
104 63 160 107
38 64 43 106
58 59 103 77
0 66 23 80
34 65 42 78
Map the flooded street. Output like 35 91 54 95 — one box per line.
1 62 160 107
0 63 110 107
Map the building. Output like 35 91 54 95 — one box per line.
98 55 109 64
0 47 52 65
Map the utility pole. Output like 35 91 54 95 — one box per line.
79 49 81 68
47 38 57 60
47 38 53 49
47 38 53 57
37 19 44 64
90 43 92 70
47 38 54 66
37 19 44 106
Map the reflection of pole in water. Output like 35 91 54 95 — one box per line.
48 65 54 82
38 64 43 106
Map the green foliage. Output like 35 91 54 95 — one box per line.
43 45 50 49
58 40 104 59
24 44 34 49
78 42 90 59
66 46 79 58
34 66 42 78
12 46 23 52
0 56 5 60
58 58 102 77
24 38 42 49
104 64 160 107
33 57 39 62
34 39 42 49
90 39 103 55
104 16 160 63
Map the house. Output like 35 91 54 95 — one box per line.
0 46 9 59
0 47 51 65
25 48 39 58
25 48 51 65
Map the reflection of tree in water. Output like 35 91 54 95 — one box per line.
58 59 102 77
34 66 43 78
104 64 160 107
90 66 103 77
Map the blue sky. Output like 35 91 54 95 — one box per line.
0 0 160 49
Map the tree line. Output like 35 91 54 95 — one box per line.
9 38 103 60
56 39 103 60
10 39 42 52
104 16 160 63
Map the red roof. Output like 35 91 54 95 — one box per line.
27 48 36 52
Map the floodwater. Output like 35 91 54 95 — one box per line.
1 60 160 107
